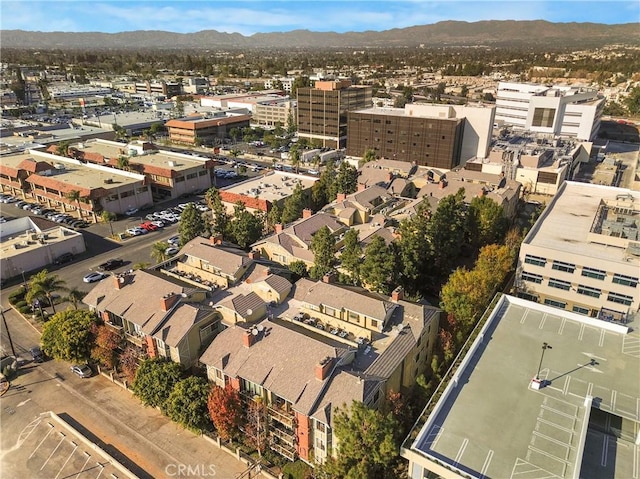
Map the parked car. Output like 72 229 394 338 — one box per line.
30 346 44 363
140 222 158 231
124 207 139 216
167 235 180 246
98 258 125 271
126 227 146 236
150 220 165 228
54 252 74 265
70 364 93 378
165 246 179 256
83 271 108 283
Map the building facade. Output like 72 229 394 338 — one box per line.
165 114 251 146
297 80 373 149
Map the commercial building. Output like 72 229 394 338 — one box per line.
253 98 296 129
297 80 373 149
516 181 640 322
402 294 638 479
134 80 182 99
0 216 85 281
347 103 494 169
47 82 113 101
495 81 604 140
165 114 251 146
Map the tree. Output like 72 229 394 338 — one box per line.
27 269 67 315
361 148 377 165
339 228 362 283
288 260 309 280
206 187 230 237
65 189 84 219
116 156 130 171
208 383 244 441
318 401 399 479
119 345 140 383
266 202 283 230
41 309 97 363
440 267 486 333
101 210 117 237
244 398 268 458
91 324 123 370
165 376 211 433
312 160 336 208
281 183 305 225
132 358 183 411
467 195 507 249
151 241 170 263
65 287 86 310
230 202 264 249
178 203 206 246
334 161 358 197
55 140 72 157
229 127 240 144
427 188 467 279
289 146 301 173
310 226 336 280
396 201 433 295
624 86 640 116
360 236 397 295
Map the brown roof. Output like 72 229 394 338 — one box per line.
289 213 344 246
157 304 216 347
26 174 108 199
219 292 265 317
17 158 53 173
166 114 252 130
200 320 348 414
263 274 293 295
180 237 253 276
310 371 381 424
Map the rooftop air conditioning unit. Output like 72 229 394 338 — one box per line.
168 161 176 167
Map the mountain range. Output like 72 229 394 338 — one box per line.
2 20 639 50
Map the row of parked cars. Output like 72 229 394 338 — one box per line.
0 194 89 229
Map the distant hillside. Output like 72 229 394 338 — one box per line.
1 20 639 50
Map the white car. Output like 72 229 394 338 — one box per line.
165 246 179 256
150 220 165 228
126 227 147 236
167 235 180 246
83 271 107 283
124 207 139 216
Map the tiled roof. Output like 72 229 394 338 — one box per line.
293 278 396 321
263 274 293 295
200 320 348 414
180 237 253 276
289 213 344 245
219 291 265 317
166 114 252 130
26 175 103 198
364 327 417 379
17 158 53 173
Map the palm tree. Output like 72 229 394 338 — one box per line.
56 140 72 157
312 154 321 170
150 241 170 264
290 146 301 174
65 287 86 310
27 270 68 315
132 262 150 270
101 210 117 237
66 189 83 219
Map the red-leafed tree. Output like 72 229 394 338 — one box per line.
91 324 123 370
119 345 140 383
207 384 244 441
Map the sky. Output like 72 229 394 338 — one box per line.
1 1 638 35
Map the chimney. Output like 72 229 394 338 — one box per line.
210 234 223 245
315 357 335 381
160 292 181 312
387 172 394 183
145 335 157 358
357 183 367 192
274 223 283 234
391 286 404 302
302 208 313 219
114 274 123 290
336 193 346 202
248 250 260 260
242 329 255 348
439 179 447 189
478 187 487 197
322 272 336 284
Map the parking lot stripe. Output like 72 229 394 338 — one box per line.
453 438 468 466
40 434 65 470
54 444 77 479
28 426 54 459
74 455 92 479
539 314 547 330
479 449 494 478
96 462 105 479
558 318 567 335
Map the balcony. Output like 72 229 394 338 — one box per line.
270 441 296 462
267 405 295 429
269 425 295 446
124 331 145 347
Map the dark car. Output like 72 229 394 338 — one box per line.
30 346 44 363
54 252 74 265
98 258 125 271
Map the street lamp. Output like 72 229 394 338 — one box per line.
1 308 17 357
535 342 552 381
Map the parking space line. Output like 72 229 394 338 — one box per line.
453 438 468 466
28 426 54 459
54 444 78 479
539 314 547 330
479 449 494 478
611 390 617 411
563 376 571 396
558 318 567 335
96 462 105 479
519 309 528 324
579 324 585 341
40 434 65 470
599 329 606 347
633 441 638 479
537 417 575 435
75 454 92 479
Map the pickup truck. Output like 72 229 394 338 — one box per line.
98 258 125 271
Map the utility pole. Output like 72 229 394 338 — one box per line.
535 342 552 381
1 309 17 357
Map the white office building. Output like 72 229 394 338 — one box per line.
495 82 604 140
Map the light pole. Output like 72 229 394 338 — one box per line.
535 342 552 381
1 308 17 357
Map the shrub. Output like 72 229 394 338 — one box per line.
8 287 26 304
14 300 27 309
18 306 32 315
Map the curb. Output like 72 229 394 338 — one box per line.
0 378 10 397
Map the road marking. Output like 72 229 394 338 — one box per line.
54 444 78 479
453 438 469 465
28 426 54 459
74 455 92 479
40 434 65 470
579 324 585 341
479 450 494 478
559 318 566 335
96 463 105 479
16 398 31 407
539 314 547 330
599 329 606 347
611 390 617 411
563 376 571 396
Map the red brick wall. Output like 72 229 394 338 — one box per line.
295 411 310 461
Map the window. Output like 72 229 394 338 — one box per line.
576 285 601 298
572 305 589 315
199 170 207 176
348 311 359 323
552 260 576 274
607 292 633 306
612 273 638 288
175 176 185 183
316 422 325 433
581 267 606 280
548 278 571 290
544 298 566 309
199 322 217 341
524 254 546 267
241 378 263 397
522 272 543 284
532 108 556 127
186 172 197 180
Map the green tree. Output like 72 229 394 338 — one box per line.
339 228 362 283
266 202 283 230
101 210 117 237
230 202 264 249
397 200 433 295
65 287 86 310
65 189 84 219
132 358 183 411
55 140 72 157
334 161 358 197
318 401 399 479
427 188 467 279
310 226 336 280
361 148 377 164
165 376 211 433
624 86 640 116
208 383 244 441
312 160 336 208
229 127 240 144
116 156 130 171
440 267 485 333
467 195 507 249
360 235 397 295
178 203 206 247
206 187 230 237
27 269 67 315
41 309 97 363
288 260 309 280
151 241 170 263
289 146 302 173
281 183 305 225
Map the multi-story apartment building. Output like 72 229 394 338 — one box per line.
517 181 639 322
347 103 494 169
495 81 604 140
297 80 372 148
165 114 251 146
264 77 295 92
